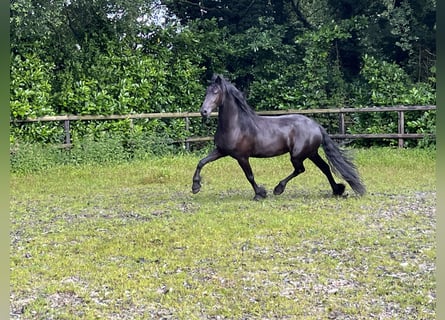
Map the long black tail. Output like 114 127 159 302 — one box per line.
320 127 366 196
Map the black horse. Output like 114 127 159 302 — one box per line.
192 75 366 200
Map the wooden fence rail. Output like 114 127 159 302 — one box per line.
10 105 436 149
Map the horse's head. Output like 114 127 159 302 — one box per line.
200 75 225 118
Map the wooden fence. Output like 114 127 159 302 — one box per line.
11 105 436 149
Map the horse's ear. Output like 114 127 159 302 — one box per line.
214 74 223 85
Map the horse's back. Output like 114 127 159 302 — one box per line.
257 114 322 139
246 114 323 157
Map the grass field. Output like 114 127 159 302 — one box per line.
10 148 436 319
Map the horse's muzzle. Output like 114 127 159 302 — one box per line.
200 108 211 118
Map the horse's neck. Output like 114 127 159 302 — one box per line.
217 98 241 132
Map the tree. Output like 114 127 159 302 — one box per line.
10 0 435 147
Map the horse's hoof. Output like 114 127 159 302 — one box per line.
273 184 285 195
192 182 201 194
253 187 267 200
333 183 346 196
253 194 266 201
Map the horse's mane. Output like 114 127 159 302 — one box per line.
213 75 257 117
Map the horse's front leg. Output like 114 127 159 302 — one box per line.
192 148 226 194
237 157 267 200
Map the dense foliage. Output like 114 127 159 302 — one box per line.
10 0 436 151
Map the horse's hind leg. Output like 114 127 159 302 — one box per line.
273 157 305 195
192 148 226 194
309 152 345 196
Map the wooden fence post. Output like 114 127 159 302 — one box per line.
339 112 345 135
398 111 405 148
185 116 190 151
64 119 71 148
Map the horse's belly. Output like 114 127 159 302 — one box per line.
252 137 290 157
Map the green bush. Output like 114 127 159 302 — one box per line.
10 142 64 174
10 53 55 119
10 41 204 145
347 55 436 147
10 53 61 144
